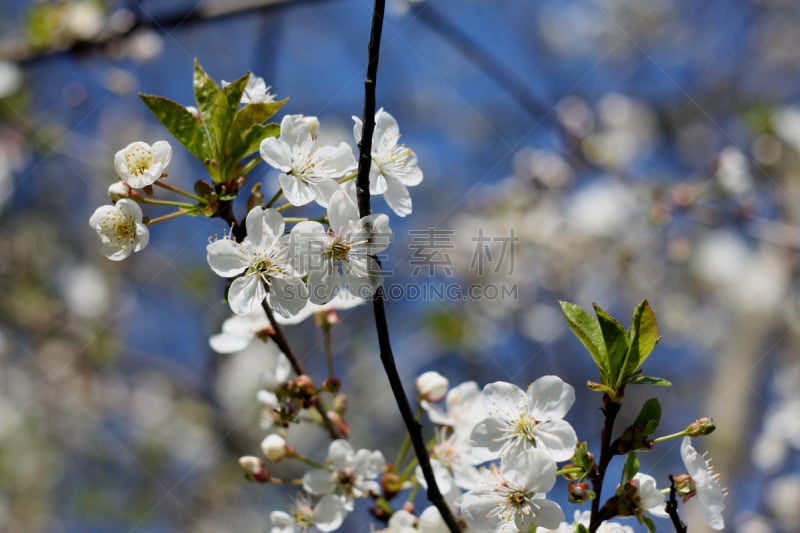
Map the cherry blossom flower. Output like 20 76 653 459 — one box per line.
276 292 365 326
269 494 347 533
538 510 634 533
302 439 385 511
460 448 564 531
290 190 391 303
206 206 307 317
471 375 578 462
679 437 725 529
260 115 356 207
422 381 485 441
89 199 149 261
619 473 668 519
352 108 422 217
113 140 172 189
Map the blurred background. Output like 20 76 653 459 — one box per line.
1 0 800 531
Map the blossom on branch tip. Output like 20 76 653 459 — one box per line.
290 190 391 303
89 199 149 261
206 206 307 317
223 74 277 104
113 140 172 188
352 108 422 217
260 115 356 207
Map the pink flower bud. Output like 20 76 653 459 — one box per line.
108 181 133 201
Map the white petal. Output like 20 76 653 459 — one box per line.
303 470 336 496
279 114 313 145
116 198 143 221
279 173 316 206
316 142 357 178
268 277 308 318
313 494 348 532
352 116 363 143
289 221 327 273
353 449 384 479
329 439 355 471
383 176 413 217
531 498 565 530
482 381 526 419
527 375 575 420
509 448 557 493
534 419 578 462
151 140 172 167
228 274 266 315
308 267 341 305
470 417 506 454
328 190 359 232
260 137 294 172
206 239 248 277
133 223 149 252
312 178 340 208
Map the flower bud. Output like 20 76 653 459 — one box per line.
686 417 716 437
108 181 133 201
416 371 448 402
568 481 594 504
239 455 269 483
260 434 288 462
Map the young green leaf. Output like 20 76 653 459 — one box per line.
140 94 207 160
633 398 661 436
560 301 609 378
593 303 629 385
641 515 656 533
621 451 639 485
228 121 281 164
623 300 660 380
226 99 286 162
193 59 223 157
627 376 671 387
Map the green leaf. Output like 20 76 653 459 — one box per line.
193 59 224 159
621 451 639 485
576 525 589 533
560 301 609 378
593 303 629 385
617 301 659 389
229 122 281 164
586 380 617 397
627 376 672 387
633 398 661 436
140 94 207 160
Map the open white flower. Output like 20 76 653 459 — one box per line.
423 381 486 442
460 448 564 531
89 199 149 261
471 375 578 462
206 207 307 317
208 309 272 354
680 437 725 529
627 473 668 519
260 115 356 207
269 494 347 533
302 439 385 511
113 140 172 188
291 190 391 303
352 108 422 217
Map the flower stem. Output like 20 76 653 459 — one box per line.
141 197 195 208
153 180 208 204
146 210 186 225
556 466 585 477
338 171 358 184
241 157 261 177
292 452 329 471
266 188 283 208
589 395 622 533
653 430 688 444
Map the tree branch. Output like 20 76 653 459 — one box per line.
667 475 688 533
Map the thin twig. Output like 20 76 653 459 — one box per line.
261 300 345 440
354 1 461 530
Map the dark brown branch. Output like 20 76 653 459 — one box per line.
354 1 461 531
667 475 688 533
261 300 345 440
589 394 622 533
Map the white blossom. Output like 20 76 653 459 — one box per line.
276 292 366 326
471 375 578 462
416 371 449 402
89 199 149 261
680 437 725 529
113 140 172 188
460 448 564 531
208 310 272 354
422 381 485 442
260 115 356 207
302 439 385 510
269 494 347 533
291 190 391 303
206 207 308 317
352 108 422 217
629 473 668 518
